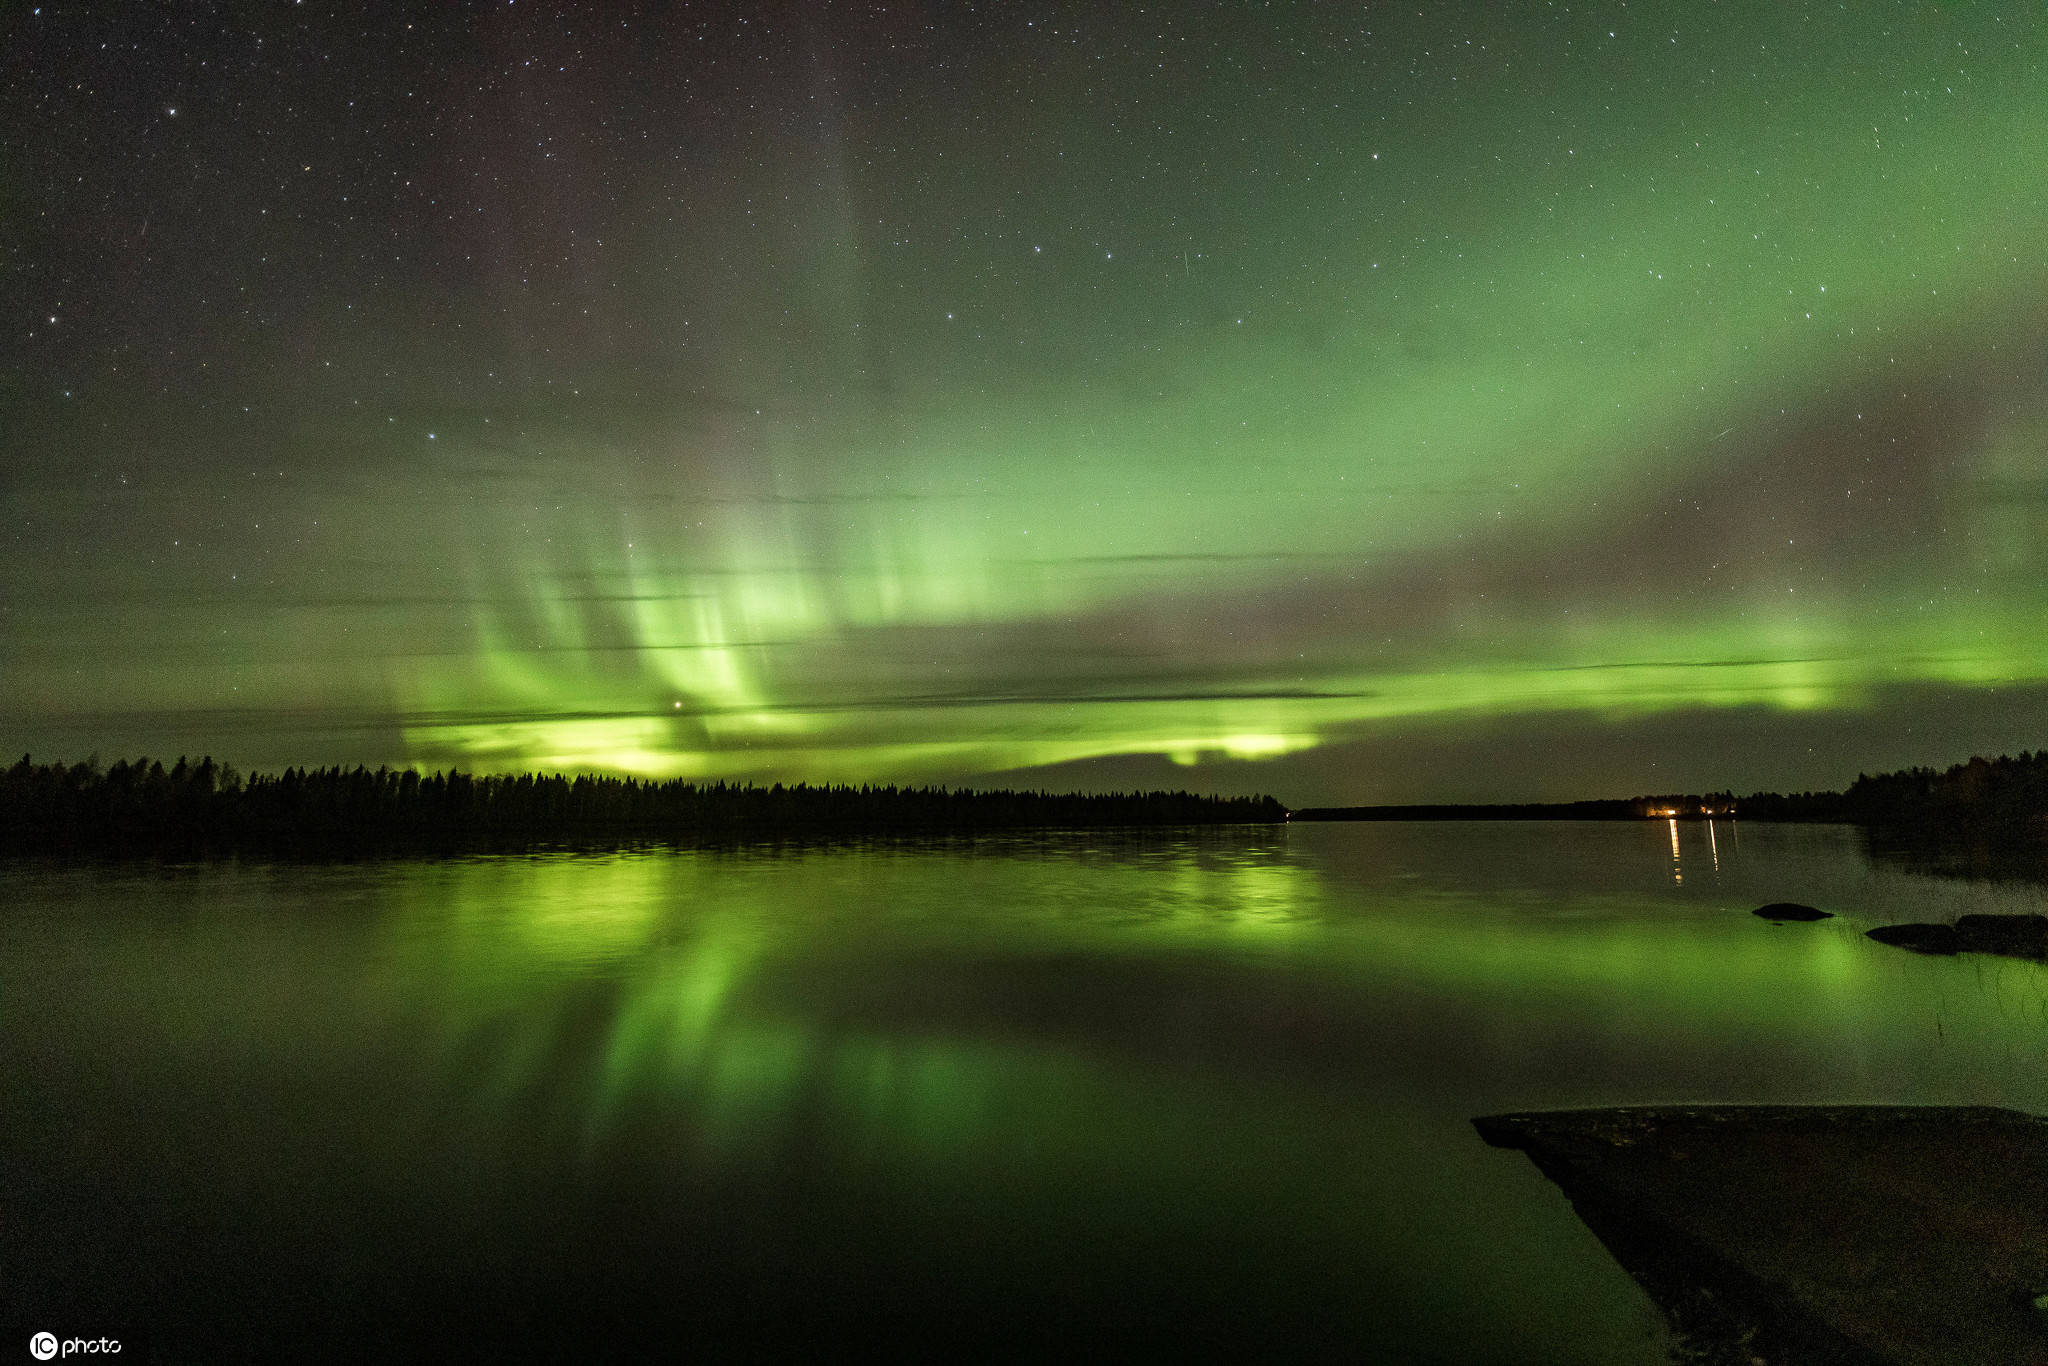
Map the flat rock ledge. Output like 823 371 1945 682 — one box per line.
1475 1105 2048 1366
1866 913 2048 960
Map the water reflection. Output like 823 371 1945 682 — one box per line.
1863 825 2048 888
380 837 1337 1171
341 837 1677 1360
379 823 2048 1216
5 824 2047 1361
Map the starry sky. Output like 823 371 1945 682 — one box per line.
6 1 2048 805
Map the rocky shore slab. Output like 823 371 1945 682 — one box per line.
1475 1105 2048 1366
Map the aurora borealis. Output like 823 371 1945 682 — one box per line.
7 2 2048 803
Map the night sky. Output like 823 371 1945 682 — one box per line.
6 2 2047 805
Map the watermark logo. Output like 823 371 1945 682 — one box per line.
27 1338 118 1359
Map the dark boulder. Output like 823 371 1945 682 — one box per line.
1866 922 1961 955
1752 902 1831 922
1953 914 2048 960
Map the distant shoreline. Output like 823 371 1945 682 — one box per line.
1294 747 2048 842
6 743 2045 857
1290 802 1656 822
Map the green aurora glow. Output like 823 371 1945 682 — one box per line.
6 4 2047 801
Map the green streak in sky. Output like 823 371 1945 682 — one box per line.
364 16 2048 781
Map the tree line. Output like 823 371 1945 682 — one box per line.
1734 748 2048 835
0 754 1289 853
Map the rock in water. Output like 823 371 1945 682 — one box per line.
1953 914 2048 960
1866 922 1961 955
1753 902 1831 921
1866 915 2048 961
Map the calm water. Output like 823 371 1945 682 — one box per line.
5 821 2046 1362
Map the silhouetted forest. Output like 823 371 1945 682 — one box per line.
8 745 2041 856
1737 748 2048 836
0 754 1288 854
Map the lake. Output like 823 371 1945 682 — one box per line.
6 821 2046 1362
